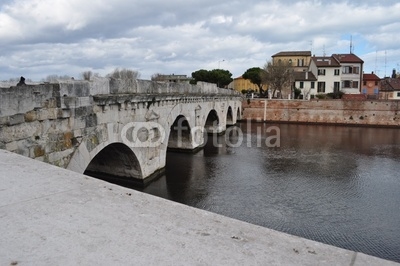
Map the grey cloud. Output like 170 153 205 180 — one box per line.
0 0 399 81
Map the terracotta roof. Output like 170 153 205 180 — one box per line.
272 51 311 57
293 71 317 81
312 56 341 67
380 78 400 91
332 53 364 63
363 73 380 81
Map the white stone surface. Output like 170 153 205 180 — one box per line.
0 149 398 266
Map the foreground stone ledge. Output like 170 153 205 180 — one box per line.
0 150 398 265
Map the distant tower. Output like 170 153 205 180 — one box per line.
385 50 387 77
350 35 353 54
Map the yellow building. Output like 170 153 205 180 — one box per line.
229 76 260 93
271 51 312 72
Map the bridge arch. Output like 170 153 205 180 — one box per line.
164 103 207 151
226 106 234 126
205 109 220 134
236 107 241 121
66 97 241 184
168 115 193 151
84 142 143 183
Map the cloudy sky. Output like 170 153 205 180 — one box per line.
1 0 399 82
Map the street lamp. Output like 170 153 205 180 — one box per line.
218 59 225 69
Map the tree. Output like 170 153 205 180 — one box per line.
42 74 72 83
3 77 32 83
294 88 301 99
191 69 209 84
81 71 93 81
261 60 294 98
301 86 312 100
151 73 163 81
107 68 141 92
242 67 265 94
107 68 140 80
191 69 233 88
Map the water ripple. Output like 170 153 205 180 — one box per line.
139 124 400 263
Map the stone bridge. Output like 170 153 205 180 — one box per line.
0 78 242 185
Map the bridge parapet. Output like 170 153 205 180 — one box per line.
107 77 238 96
0 78 240 116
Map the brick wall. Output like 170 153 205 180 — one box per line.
242 99 400 127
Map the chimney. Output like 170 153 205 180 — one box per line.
392 69 396 78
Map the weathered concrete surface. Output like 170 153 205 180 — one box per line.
243 99 400 127
0 149 398 266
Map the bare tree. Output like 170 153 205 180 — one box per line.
107 68 140 80
261 60 294 98
302 87 312 100
81 71 93 81
107 68 141 91
42 74 72 83
4 77 21 83
151 73 164 81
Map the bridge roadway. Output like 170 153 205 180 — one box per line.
0 78 241 185
0 149 398 265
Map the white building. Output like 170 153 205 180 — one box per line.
309 56 342 95
293 71 317 100
333 53 364 94
294 53 364 98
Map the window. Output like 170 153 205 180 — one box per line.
334 69 340 76
397 92 400 97
362 88 367 94
299 82 304 88
363 81 367 85
318 69 326 76
374 88 379 94
375 81 379 85
343 66 360 74
317 82 325 93
311 82 315 89
298 59 304 67
334 82 340 92
342 80 351 88
342 80 358 88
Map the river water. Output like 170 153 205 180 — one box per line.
135 122 400 262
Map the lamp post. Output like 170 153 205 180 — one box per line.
218 59 225 69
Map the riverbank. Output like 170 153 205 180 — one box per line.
242 99 400 127
1 149 398 265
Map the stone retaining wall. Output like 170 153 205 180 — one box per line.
242 99 400 127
